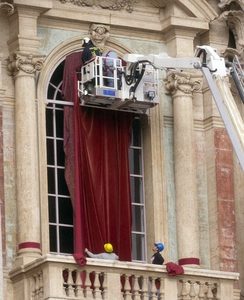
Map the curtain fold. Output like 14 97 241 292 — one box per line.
63 52 133 261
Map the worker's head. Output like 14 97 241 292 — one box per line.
82 37 90 47
154 243 164 252
104 243 113 253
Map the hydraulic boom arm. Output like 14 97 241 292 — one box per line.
125 45 244 172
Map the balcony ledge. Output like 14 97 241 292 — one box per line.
8 254 240 300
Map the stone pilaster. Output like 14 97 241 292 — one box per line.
0 52 5 300
7 52 45 264
165 71 203 267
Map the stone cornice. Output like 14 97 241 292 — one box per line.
13 0 53 13
161 15 210 35
204 115 225 130
178 0 218 20
163 115 225 131
1 96 15 109
164 71 203 96
37 1 216 40
7 52 45 77
58 0 217 20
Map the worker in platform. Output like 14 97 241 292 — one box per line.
81 38 102 64
102 49 122 89
82 23 110 64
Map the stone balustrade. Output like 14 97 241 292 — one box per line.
9 254 239 300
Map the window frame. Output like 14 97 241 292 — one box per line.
46 56 147 262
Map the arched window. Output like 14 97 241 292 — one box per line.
46 56 147 261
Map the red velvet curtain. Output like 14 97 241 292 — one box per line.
63 52 133 261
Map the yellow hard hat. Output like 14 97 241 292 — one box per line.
104 243 113 253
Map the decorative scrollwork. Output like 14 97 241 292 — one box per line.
0 2 14 15
164 72 203 96
7 53 45 77
218 0 244 11
219 10 244 50
59 0 138 13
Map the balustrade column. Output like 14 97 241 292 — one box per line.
165 71 203 267
7 52 44 264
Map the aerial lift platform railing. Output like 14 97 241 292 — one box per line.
78 55 159 114
195 46 244 173
77 46 244 172
228 54 244 104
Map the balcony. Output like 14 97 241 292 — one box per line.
9 254 240 300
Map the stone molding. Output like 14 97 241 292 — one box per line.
164 71 203 96
7 52 45 77
34 1 218 44
59 0 138 13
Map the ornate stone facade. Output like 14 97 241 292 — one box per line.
1 0 244 299
7 52 44 76
59 0 138 12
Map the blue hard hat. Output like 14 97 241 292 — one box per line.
155 243 164 252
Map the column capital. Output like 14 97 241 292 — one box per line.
0 2 14 15
164 71 203 96
7 52 45 77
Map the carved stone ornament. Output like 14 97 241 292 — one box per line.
7 52 44 77
89 23 110 48
164 71 203 96
0 2 14 15
59 0 138 13
218 0 244 11
222 47 241 61
218 10 244 50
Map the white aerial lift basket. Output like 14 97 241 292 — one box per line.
77 55 159 114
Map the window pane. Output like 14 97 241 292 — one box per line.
46 109 53 137
47 167 55 194
131 119 141 147
50 60 65 87
58 168 69 196
59 198 73 225
46 138 54 165
57 139 64 166
49 225 57 252
47 84 56 100
55 88 63 101
131 233 145 261
59 226 74 253
55 109 63 138
129 148 142 175
48 196 56 223
130 176 143 204
132 205 145 232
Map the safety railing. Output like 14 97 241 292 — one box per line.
9 254 240 300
